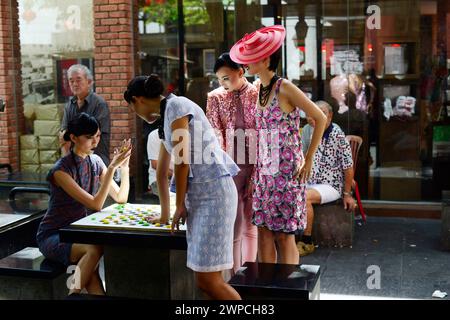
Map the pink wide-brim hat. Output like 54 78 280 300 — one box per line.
230 25 286 64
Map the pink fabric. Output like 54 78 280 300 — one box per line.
206 79 258 152
233 165 257 272
252 79 307 233
206 79 258 272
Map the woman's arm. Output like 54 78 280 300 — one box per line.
156 142 171 224
54 147 131 212
104 166 130 204
103 140 132 203
171 116 190 210
281 81 327 181
54 165 117 212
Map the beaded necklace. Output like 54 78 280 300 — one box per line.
259 74 279 107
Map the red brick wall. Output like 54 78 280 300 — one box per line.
0 1 24 170
93 0 142 196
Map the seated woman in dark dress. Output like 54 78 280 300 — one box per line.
36 113 131 295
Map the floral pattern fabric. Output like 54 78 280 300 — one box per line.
185 176 237 272
206 79 258 151
252 79 307 233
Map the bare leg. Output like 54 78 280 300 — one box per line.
257 227 276 263
68 244 103 295
196 271 241 300
304 189 322 237
275 233 299 264
85 268 105 295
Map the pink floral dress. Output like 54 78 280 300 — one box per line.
252 79 307 233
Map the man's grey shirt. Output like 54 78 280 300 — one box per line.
61 92 111 166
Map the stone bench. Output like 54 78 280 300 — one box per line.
312 199 354 247
0 247 68 300
228 261 320 300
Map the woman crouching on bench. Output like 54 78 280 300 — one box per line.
36 112 131 295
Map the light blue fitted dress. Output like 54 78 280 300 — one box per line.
163 94 240 272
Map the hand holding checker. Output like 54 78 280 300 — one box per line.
111 139 132 169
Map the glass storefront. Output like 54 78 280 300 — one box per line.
17 0 94 174
4 0 449 203
19 0 94 104
138 0 450 202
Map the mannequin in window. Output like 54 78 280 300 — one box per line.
330 74 376 114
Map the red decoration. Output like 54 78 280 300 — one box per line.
145 0 165 5
60 59 78 97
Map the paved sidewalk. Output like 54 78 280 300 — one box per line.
301 216 450 300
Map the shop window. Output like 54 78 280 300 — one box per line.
18 0 94 174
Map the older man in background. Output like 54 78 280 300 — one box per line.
59 64 111 166
298 100 355 256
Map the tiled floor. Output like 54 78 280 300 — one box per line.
301 216 450 300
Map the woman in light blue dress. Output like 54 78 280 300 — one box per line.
124 74 241 300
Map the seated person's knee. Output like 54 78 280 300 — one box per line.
86 245 103 260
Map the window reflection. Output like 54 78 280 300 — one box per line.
135 0 450 202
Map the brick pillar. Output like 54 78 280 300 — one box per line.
93 0 142 199
0 1 24 170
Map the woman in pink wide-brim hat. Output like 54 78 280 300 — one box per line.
230 25 327 265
